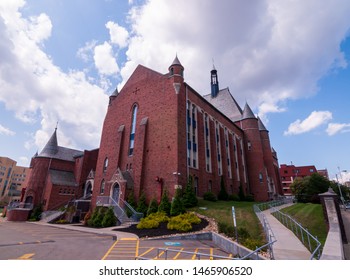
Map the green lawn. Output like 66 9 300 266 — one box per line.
189 199 265 247
279 203 328 246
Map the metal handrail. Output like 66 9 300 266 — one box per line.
270 207 322 260
120 198 143 221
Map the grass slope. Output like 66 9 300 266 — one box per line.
190 199 265 246
280 203 328 246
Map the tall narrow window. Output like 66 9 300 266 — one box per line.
128 104 138 156
203 114 212 173
215 122 222 176
100 180 105 194
103 158 108 174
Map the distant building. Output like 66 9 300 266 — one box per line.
279 164 328 196
0 156 30 204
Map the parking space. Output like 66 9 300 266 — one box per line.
102 238 234 260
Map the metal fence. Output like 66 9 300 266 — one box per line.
270 207 322 259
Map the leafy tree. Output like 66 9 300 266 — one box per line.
136 192 148 217
218 176 229 201
183 175 198 208
330 181 350 202
170 188 186 216
147 198 158 216
290 173 330 203
158 189 171 215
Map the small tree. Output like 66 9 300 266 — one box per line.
158 189 171 215
183 175 198 208
126 190 137 217
102 207 117 227
218 176 229 201
147 198 158 216
136 191 148 217
170 188 186 216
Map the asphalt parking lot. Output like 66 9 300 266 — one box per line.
0 220 232 260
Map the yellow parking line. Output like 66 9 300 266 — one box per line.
192 248 199 260
135 239 139 258
101 240 118 260
154 247 168 260
173 248 184 260
137 247 154 258
17 253 35 260
210 248 213 260
120 238 138 241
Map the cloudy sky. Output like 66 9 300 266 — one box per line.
0 0 350 182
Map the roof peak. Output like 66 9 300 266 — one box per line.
39 129 59 156
170 54 182 67
258 116 268 131
242 103 256 120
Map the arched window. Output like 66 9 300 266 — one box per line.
103 157 108 173
128 104 138 156
100 180 105 194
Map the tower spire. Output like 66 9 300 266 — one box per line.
210 63 219 98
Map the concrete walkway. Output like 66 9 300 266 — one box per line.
263 204 311 260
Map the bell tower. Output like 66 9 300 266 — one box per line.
210 65 219 98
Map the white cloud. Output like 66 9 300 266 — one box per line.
18 156 29 166
326 123 350 136
93 41 119 76
0 2 108 152
0 124 15 136
121 0 350 113
77 40 97 63
284 111 333 135
106 21 129 48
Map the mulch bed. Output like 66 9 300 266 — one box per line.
113 218 209 238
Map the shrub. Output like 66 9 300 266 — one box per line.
29 204 43 221
137 218 159 229
158 189 171 215
203 192 217 202
228 194 240 201
55 219 69 224
147 211 169 223
88 206 108 228
102 207 117 227
245 194 255 202
170 188 185 216
167 215 192 232
147 198 158 216
238 185 245 201
218 222 235 238
181 212 201 224
83 211 91 226
126 190 137 217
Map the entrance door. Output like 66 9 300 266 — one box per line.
112 184 120 204
84 182 92 198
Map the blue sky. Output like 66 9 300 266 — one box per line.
0 0 350 182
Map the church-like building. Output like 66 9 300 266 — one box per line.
21 56 282 221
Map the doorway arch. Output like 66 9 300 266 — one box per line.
111 183 120 204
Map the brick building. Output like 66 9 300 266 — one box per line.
21 56 282 221
23 128 99 211
91 56 283 209
279 164 328 196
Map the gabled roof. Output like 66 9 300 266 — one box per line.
203 88 243 122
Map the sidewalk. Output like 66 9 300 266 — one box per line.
32 220 139 240
263 204 311 260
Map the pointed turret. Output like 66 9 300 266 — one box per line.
258 117 268 132
242 103 256 120
210 65 219 98
39 128 59 156
168 55 184 80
